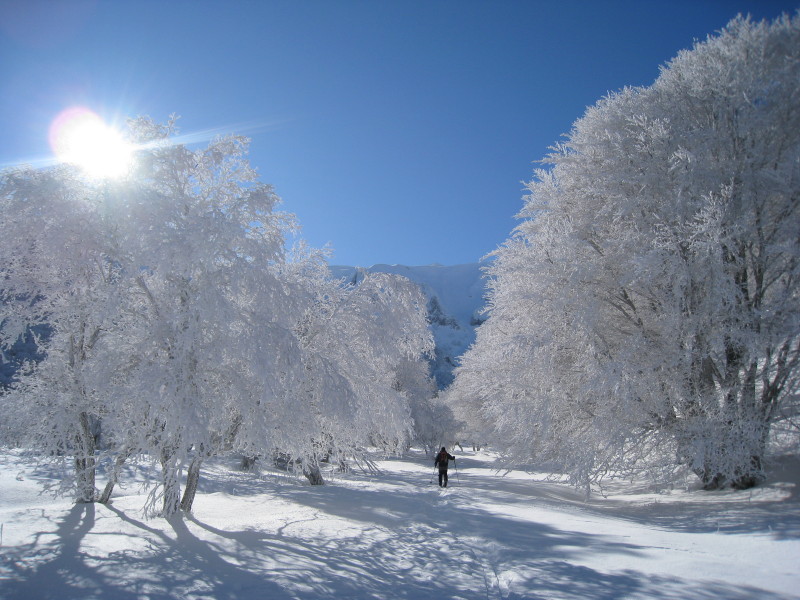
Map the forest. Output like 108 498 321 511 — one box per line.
1 15 799 518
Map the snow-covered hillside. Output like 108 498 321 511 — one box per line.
330 263 488 389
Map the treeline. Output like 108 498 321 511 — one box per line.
0 118 441 515
449 15 800 491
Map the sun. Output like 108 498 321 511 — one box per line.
49 107 133 179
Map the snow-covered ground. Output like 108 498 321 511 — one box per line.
1 448 798 600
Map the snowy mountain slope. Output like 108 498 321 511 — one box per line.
329 263 488 389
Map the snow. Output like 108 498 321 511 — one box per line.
1 448 799 600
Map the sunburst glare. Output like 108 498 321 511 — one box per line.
49 107 133 179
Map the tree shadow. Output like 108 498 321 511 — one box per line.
2 452 797 600
0 503 141 600
102 505 294 600
185 465 790 600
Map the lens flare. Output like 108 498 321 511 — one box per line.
49 107 133 179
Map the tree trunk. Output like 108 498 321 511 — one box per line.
75 411 96 503
731 458 765 490
99 448 132 504
699 461 765 490
98 481 115 505
303 461 325 485
693 419 767 491
160 450 181 516
240 455 259 471
180 456 203 513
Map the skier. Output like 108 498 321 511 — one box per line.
434 446 456 487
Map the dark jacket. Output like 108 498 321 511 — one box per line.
435 450 455 472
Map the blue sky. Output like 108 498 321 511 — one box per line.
1 0 797 267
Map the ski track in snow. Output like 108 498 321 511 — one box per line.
1 449 799 600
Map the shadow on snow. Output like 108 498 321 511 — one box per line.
1 451 798 599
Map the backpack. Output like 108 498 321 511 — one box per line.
436 451 449 470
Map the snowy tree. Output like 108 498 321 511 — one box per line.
0 165 132 502
336 271 435 452
393 357 447 453
251 263 434 483
453 15 800 490
0 117 308 513
95 117 305 515
2 114 437 512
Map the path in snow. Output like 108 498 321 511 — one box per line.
1 449 798 600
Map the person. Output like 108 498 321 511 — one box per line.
434 447 455 487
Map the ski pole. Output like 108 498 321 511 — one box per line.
430 465 437 484
454 459 460 486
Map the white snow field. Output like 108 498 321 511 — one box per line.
1 448 798 600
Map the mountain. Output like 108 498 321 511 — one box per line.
329 263 488 389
